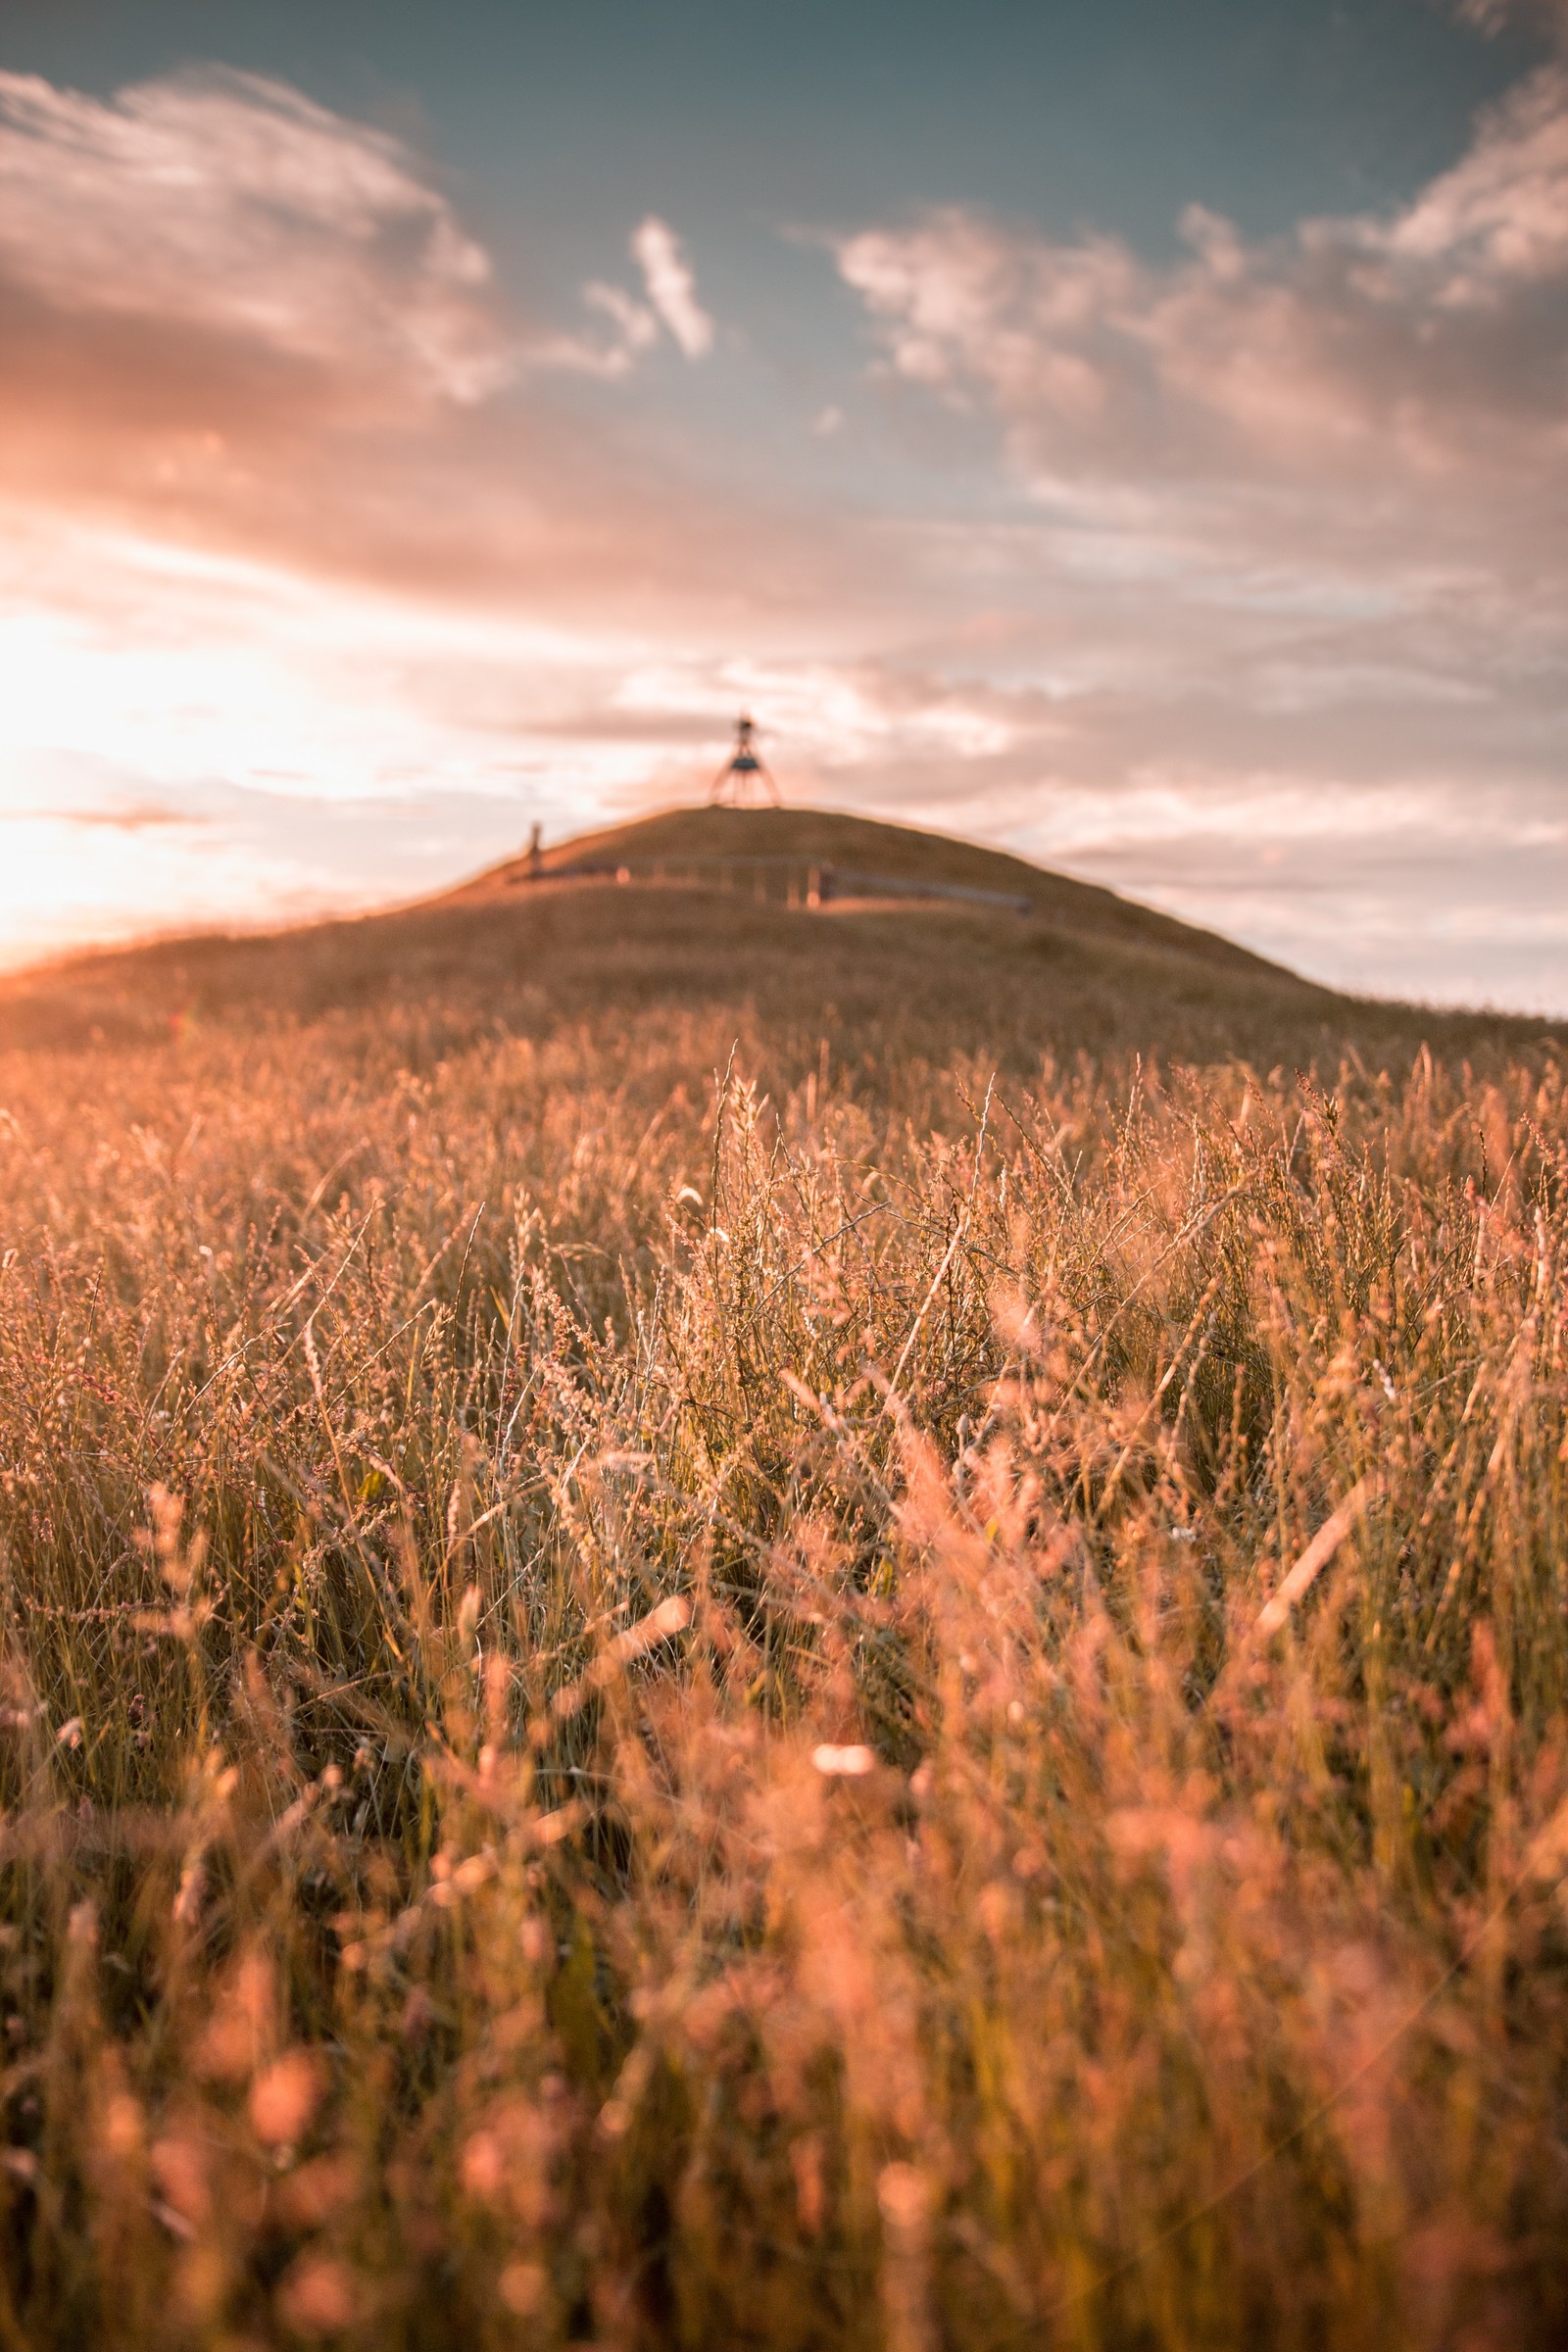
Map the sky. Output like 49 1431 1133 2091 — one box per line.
0 0 1565 1005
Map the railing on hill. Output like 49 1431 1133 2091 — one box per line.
510 854 1033 918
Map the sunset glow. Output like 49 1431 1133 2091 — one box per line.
2 0 1565 1001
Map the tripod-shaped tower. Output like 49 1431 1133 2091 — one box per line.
710 713 781 808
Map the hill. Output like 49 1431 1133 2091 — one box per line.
0 803 1567 2343
449 803 1276 972
0 803 1554 1072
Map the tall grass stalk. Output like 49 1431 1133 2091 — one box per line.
0 1004 1564 2345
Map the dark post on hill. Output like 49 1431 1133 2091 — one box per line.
710 712 782 807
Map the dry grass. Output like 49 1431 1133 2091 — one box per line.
1 851 1567 2347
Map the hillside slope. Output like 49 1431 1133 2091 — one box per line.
0 804 1554 1072
2 815 1568 2344
450 804 1281 978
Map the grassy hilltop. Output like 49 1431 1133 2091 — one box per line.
1 808 1567 2349
2 804 1548 1069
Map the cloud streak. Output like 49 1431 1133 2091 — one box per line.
632 217 714 358
0 800 203 831
564 219 715 375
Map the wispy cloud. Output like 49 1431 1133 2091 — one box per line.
1449 0 1568 38
539 217 714 378
0 67 508 405
836 65 1568 541
0 69 762 627
631 217 713 358
0 799 203 831
0 66 714 434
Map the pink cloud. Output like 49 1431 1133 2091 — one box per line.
0 68 507 406
836 66 1568 499
1383 61 1568 279
0 71 786 625
0 66 712 433
631 217 714 358
563 219 715 375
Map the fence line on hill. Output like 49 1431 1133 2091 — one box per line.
510 854 1034 916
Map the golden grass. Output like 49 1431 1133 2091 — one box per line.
0 846 1566 2347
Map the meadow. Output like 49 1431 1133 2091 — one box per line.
0 823 1566 2348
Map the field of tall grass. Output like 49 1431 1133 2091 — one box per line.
1 902 1567 2346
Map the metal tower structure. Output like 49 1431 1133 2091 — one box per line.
710 712 781 808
